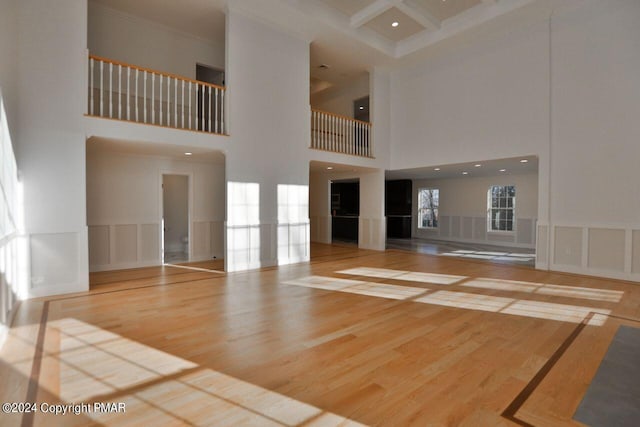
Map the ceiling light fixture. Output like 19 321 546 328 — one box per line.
327 166 333 170
391 21 399 27
359 106 364 110
520 159 529 163
434 167 441 171
184 152 192 156
499 169 506 172
474 164 482 167
462 171 469 175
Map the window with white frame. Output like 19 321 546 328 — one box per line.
418 188 439 229
487 185 515 231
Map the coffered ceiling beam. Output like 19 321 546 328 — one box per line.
350 0 393 28
393 0 441 31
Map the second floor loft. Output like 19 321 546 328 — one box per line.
86 54 373 159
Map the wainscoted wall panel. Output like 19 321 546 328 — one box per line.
31 232 79 290
633 230 640 274
88 225 110 266
359 217 386 250
440 216 450 238
140 224 160 262
462 217 473 240
193 221 211 258
588 228 625 271
310 215 331 244
536 225 548 264
544 225 640 282
114 224 137 263
554 226 583 267
517 218 534 245
473 217 486 241
416 215 536 249
211 221 224 259
450 216 460 239
278 222 310 265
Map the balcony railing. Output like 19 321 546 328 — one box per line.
88 55 226 135
311 109 372 158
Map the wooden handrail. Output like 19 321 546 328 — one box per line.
89 54 226 91
311 108 372 126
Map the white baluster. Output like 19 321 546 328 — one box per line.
135 69 139 122
208 86 212 132
159 74 163 126
126 67 130 120
166 75 170 126
99 61 103 117
214 88 219 133
143 71 148 123
89 58 94 116
151 73 156 124
181 80 185 128
221 89 225 134
118 64 122 119
174 78 178 127
109 63 113 118
188 82 192 129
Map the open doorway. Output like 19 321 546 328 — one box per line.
331 179 359 244
162 174 190 263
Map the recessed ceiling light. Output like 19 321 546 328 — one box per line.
391 21 399 27
184 152 192 156
359 106 364 110
327 166 333 170
434 167 441 171
520 159 529 163
462 171 469 175
474 164 482 167
499 169 506 172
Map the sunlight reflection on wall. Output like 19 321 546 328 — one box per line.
226 182 260 272
277 184 309 266
0 92 26 345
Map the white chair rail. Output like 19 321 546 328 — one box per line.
88 54 226 135
311 109 372 158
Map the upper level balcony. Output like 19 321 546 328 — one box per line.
310 109 373 158
87 55 227 135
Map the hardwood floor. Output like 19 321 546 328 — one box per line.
1 243 639 426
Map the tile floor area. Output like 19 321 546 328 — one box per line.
386 237 536 267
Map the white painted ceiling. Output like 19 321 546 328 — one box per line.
87 136 226 164
385 156 538 180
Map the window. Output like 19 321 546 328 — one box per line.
418 189 439 228
487 185 515 231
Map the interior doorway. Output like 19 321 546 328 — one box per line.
162 174 189 263
331 179 360 244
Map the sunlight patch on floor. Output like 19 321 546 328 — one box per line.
336 267 466 285
463 278 624 302
47 318 366 426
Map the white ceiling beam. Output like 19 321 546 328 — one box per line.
393 0 441 31
350 0 393 28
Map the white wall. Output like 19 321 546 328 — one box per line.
86 149 225 271
311 73 369 117
224 9 311 271
88 1 225 79
0 0 18 129
541 0 640 280
16 0 89 297
412 173 538 248
389 0 640 281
